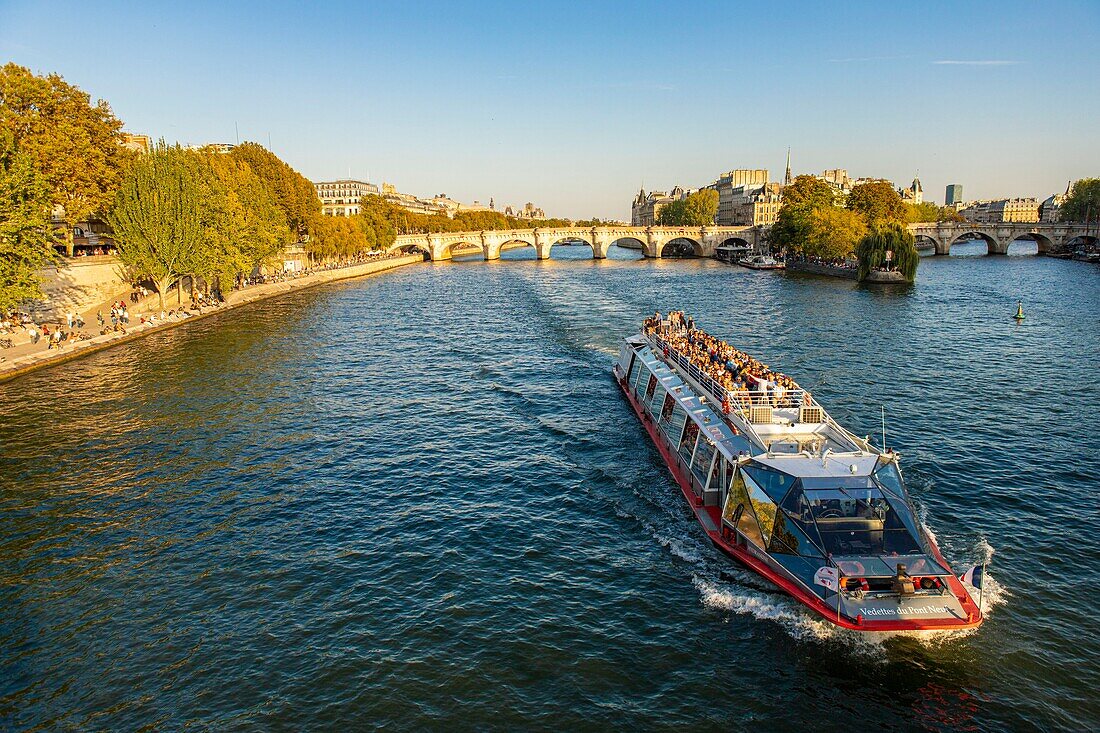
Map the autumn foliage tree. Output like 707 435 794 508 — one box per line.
1060 178 1100 222
656 189 718 226
0 129 55 311
846 180 907 227
0 63 131 256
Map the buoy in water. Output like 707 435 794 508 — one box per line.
1014 301 1025 321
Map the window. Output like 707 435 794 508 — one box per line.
723 471 764 547
662 405 687 445
678 419 699 463
691 438 715 487
798 488 923 557
742 472 777 544
743 463 796 503
644 375 657 403
873 459 907 500
648 384 667 419
625 353 638 385
768 513 824 557
659 393 676 423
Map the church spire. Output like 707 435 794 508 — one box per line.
784 147 792 187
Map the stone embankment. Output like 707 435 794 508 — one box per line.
0 254 422 384
785 260 858 280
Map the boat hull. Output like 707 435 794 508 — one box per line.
614 365 983 633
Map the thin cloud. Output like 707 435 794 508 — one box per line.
828 55 911 63
933 59 1018 66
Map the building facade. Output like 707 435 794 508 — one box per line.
120 132 151 154
945 184 963 206
959 198 1041 224
631 186 687 226
708 170 769 225
316 179 381 216
899 175 923 205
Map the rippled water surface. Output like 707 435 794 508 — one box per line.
2 244 1098 731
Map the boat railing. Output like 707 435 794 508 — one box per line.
647 330 853 442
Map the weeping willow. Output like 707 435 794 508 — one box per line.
856 223 919 282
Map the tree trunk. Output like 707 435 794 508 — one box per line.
155 277 172 310
64 226 75 258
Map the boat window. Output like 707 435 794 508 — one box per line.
678 420 699 464
648 385 667 418
644 374 657 403
691 438 716 487
800 488 922 556
626 353 640 386
873 459 907 500
659 393 676 423
707 452 723 492
743 463 796 504
632 362 648 394
662 406 687 445
725 471 764 547
769 512 824 558
742 472 777 545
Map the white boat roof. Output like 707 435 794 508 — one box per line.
750 452 881 478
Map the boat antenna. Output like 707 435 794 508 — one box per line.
881 405 887 451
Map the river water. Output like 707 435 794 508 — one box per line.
1 242 1098 731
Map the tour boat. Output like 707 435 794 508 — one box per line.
613 317 984 632
738 255 785 270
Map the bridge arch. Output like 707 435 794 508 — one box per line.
609 236 646 257
391 242 432 260
658 237 704 258
1063 234 1098 253
913 234 940 253
441 240 486 261
946 231 1000 256
485 236 537 260
548 236 595 259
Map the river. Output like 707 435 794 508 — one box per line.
1 243 1097 731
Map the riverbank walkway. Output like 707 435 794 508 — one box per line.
0 253 423 383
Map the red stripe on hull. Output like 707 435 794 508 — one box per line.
615 369 983 632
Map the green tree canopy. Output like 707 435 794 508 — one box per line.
855 223 919 283
0 129 55 311
230 142 319 237
804 206 867 260
108 143 207 308
1060 178 1100 222
657 189 718 226
0 63 131 256
767 203 815 254
847 180 907 227
781 175 836 209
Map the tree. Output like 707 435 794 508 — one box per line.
0 130 55 311
230 143 319 237
855 223 919 283
107 144 206 309
1060 178 1100 223
767 203 815 253
847 180 906 227
200 151 291 282
805 206 867 260
905 201 940 223
781 175 836 209
0 63 131 256
657 189 718 226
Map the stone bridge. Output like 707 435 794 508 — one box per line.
907 222 1095 255
388 225 765 261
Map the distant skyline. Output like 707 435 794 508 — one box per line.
2 0 1097 219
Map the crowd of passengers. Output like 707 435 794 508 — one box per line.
643 311 805 407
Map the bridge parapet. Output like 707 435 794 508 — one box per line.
907 221 1091 255
390 225 760 261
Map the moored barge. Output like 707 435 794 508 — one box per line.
613 314 983 632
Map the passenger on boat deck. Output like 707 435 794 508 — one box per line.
648 317 802 403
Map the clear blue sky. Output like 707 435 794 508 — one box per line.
2 0 1097 219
